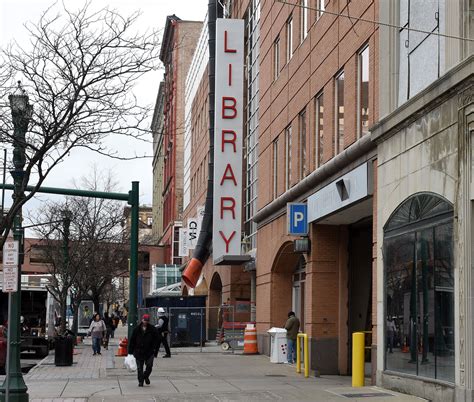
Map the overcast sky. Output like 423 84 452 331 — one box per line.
0 0 207 229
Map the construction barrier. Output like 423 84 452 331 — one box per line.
243 324 258 355
296 333 309 378
352 332 365 387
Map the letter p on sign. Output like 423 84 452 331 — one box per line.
287 203 308 236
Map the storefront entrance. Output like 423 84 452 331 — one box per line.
348 220 373 373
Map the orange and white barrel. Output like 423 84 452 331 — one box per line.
243 324 258 355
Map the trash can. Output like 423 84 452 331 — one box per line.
267 327 287 363
54 335 74 366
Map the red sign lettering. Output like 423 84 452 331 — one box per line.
220 164 237 186
220 197 236 219
219 230 236 253
221 130 237 152
224 31 237 53
222 97 237 119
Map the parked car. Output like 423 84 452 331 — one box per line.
0 325 6 374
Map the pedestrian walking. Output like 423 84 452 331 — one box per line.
387 316 397 353
103 312 114 349
88 313 106 356
284 311 300 364
155 307 171 358
129 314 159 387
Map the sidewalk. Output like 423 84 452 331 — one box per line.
3 326 426 401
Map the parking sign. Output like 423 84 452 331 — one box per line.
287 203 308 236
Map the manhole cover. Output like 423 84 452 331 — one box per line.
340 393 394 398
265 374 286 377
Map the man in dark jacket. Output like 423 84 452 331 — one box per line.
128 314 159 386
284 311 300 364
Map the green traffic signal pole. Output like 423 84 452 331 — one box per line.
0 181 139 398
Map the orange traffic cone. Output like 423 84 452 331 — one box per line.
243 324 258 355
182 258 203 288
116 337 128 356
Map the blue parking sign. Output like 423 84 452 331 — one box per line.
287 203 308 236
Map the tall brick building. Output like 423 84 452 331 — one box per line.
177 1 474 400
156 15 202 265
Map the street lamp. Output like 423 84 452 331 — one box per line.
0 81 32 402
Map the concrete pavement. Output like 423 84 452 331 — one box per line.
1 326 426 401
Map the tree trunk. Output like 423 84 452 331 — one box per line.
93 296 100 315
60 293 68 335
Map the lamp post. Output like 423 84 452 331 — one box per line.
0 81 32 402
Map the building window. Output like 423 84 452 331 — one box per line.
299 109 306 178
384 193 454 383
317 0 325 19
335 70 344 154
244 0 260 252
301 0 308 42
272 138 278 199
315 92 324 167
286 16 293 62
274 37 280 79
398 0 444 104
285 125 292 190
358 45 370 137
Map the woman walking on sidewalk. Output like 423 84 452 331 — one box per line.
88 313 106 355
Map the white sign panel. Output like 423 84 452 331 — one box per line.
178 228 189 257
213 18 244 263
187 218 199 250
308 163 369 223
3 240 19 292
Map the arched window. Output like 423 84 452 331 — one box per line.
384 193 454 382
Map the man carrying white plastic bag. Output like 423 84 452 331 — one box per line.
124 353 137 372
128 314 159 386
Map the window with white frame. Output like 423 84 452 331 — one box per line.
315 92 324 167
286 16 293 62
335 70 345 155
274 37 280 80
272 138 278 199
358 45 370 137
317 0 325 19
299 109 307 178
301 0 308 42
285 125 292 190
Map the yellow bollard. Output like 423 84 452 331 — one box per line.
296 333 309 378
352 332 365 387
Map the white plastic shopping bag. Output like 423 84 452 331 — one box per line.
124 354 137 372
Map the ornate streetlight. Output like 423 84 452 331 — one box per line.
0 81 32 402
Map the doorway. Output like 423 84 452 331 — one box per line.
292 255 306 330
348 220 373 372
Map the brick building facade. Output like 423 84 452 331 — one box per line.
158 15 202 265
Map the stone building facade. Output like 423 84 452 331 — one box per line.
373 0 474 399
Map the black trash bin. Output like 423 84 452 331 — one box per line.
54 335 73 366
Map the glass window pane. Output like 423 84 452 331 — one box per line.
336 72 345 154
416 229 435 380
385 233 417 376
359 47 369 137
316 93 324 166
434 222 455 382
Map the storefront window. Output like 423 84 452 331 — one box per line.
384 193 454 383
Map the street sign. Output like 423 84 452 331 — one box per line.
3 239 19 292
287 203 308 236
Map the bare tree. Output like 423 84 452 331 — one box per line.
32 170 129 334
0 1 160 247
